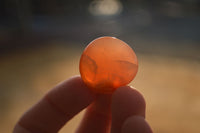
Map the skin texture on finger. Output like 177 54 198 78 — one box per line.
111 86 146 133
76 94 112 133
122 116 153 133
14 76 96 133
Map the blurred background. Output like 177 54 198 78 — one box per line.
0 0 200 132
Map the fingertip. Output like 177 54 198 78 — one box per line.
16 75 97 133
13 124 31 133
47 75 97 114
111 86 146 133
122 116 153 133
112 86 146 117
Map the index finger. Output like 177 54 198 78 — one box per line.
14 76 96 133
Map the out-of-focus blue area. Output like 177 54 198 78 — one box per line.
0 0 199 58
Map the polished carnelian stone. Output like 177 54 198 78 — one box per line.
79 36 138 93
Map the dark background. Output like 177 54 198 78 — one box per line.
1 0 199 57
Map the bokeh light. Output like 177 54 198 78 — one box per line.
89 0 123 16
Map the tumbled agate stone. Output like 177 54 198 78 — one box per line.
79 36 138 93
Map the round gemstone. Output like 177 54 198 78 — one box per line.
79 36 138 93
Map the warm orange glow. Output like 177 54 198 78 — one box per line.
79 36 138 93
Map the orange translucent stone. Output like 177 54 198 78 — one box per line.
79 36 138 93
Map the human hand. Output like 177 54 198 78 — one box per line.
13 76 152 133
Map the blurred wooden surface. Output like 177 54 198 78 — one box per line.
0 42 200 133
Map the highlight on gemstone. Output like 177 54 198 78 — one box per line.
79 36 138 93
